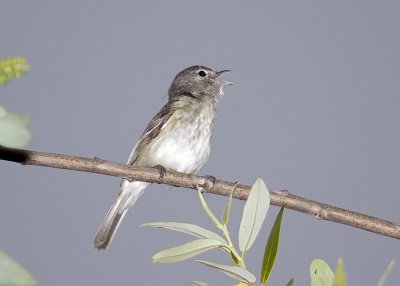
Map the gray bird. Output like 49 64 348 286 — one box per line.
94 65 232 250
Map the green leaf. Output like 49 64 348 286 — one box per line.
152 238 222 263
333 258 347 286
238 178 270 253
0 106 32 148
197 187 223 230
141 222 227 244
191 281 210 286
377 259 396 286
285 278 294 286
310 259 334 286
260 207 284 286
222 184 235 225
0 57 29 85
196 260 256 284
0 251 36 285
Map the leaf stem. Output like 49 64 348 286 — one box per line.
221 225 246 268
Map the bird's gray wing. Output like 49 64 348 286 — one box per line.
127 103 173 165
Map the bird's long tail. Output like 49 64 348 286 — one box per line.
93 180 149 250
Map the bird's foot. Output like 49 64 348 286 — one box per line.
199 175 216 192
153 165 166 183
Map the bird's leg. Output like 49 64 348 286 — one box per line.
153 165 166 183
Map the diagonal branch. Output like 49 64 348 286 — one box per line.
1 145 399 240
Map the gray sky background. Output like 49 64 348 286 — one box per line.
1 1 399 285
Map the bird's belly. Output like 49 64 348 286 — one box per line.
144 124 211 174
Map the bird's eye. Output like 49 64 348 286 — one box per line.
198 70 207 77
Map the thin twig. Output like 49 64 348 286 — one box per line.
1 145 399 240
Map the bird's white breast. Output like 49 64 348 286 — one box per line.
141 99 216 174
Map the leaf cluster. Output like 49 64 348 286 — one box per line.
310 258 395 286
142 178 284 285
0 57 29 85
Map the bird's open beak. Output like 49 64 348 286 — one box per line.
215 70 234 86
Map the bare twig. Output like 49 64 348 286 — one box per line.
1 145 399 240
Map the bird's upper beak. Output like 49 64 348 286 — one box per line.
215 69 234 86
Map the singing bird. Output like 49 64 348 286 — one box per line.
94 65 232 250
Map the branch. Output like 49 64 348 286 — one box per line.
1 145 399 240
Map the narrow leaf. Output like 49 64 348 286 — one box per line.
377 260 396 286
230 251 240 265
197 260 256 284
333 258 347 286
310 259 334 286
0 251 36 285
197 187 223 229
222 183 236 225
191 281 210 286
152 238 222 263
141 222 227 244
260 207 284 285
238 178 270 252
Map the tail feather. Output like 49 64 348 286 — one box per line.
93 180 149 250
93 198 128 250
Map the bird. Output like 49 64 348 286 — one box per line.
93 65 232 250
